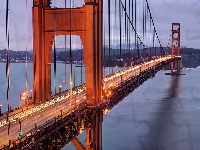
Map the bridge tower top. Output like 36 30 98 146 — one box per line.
32 0 103 107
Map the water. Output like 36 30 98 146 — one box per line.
64 68 200 150
0 63 200 149
0 63 86 112
0 63 122 112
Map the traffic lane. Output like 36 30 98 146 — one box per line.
0 96 84 146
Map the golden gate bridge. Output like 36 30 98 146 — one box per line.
0 0 181 149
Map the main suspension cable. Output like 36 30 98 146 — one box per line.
145 0 164 55
119 0 147 53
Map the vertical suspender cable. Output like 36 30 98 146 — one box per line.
25 0 29 101
53 0 57 124
33 0 36 106
111 0 114 73
144 0 147 35
137 0 140 60
114 0 117 68
53 45 56 94
142 0 144 58
72 0 75 88
5 0 11 145
149 5 152 59
69 0 73 112
64 0 67 89
142 0 144 39
135 0 137 60
108 0 111 74
126 0 129 67
81 0 84 81
131 0 133 61
32 0 37 135
144 0 146 59
132 0 134 60
21 0 28 137
145 0 147 59
103 21 105 76
73 63 75 87
126 0 129 66
153 30 155 57
154 31 156 56
119 0 122 67
146 2 149 59
124 0 126 68
128 0 131 64
81 42 83 84
160 40 162 56
54 7 56 94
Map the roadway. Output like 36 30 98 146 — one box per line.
0 93 85 147
0 56 175 147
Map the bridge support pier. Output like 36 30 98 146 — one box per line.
86 110 103 150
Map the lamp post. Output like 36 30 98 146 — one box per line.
124 63 127 69
0 104 2 115
18 119 22 139
30 89 33 98
58 85 62 93
73 65 76 87
131 62 134 67
20 91 28 107
60 110 62 118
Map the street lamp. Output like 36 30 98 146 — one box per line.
131 62 134 67
0 104 2 115
60 110 62 118
20 91 28 107
124 63 127 69
58 85 62 93
18 119 22 139
30 89 33 98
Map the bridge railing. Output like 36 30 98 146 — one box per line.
0 85 86 129
0 55 175 129
103 55 173 90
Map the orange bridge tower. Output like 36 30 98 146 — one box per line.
33 0 103 149
171 23 181 74
32 0 103 106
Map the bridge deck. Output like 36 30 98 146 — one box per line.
0 56 177 149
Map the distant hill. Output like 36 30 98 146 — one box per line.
1 47 200 68
104 43 149 49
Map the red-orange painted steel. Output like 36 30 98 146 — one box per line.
32 1 103 150
32 0 103 107
171 23 181 74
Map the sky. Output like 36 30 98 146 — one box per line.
0 0 200 50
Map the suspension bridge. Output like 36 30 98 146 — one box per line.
0 0 181 149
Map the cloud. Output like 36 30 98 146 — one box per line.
0 0 200 50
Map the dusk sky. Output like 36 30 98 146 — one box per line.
0 0 200 50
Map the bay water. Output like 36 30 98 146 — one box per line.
0 63 200 149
